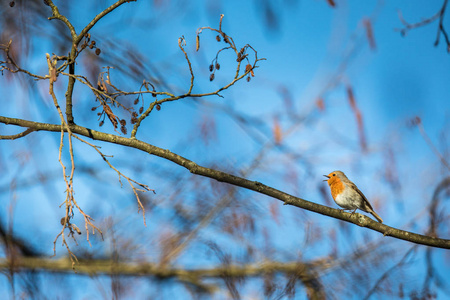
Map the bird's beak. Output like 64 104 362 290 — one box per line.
323 175 330 181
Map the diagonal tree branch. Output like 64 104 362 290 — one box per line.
1 116 449 249
75 0 137 45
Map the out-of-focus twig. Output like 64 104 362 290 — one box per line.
413 117 450 171
363 245 418 300
397 0 450 51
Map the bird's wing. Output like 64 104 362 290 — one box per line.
349 182 374 211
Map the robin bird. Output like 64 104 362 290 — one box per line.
323 170 383 223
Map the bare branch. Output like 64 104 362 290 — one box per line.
76 0 137 45
396 0 450 51
0 40 49 80
178 36 195 94
72 134 155 226
0 128 35 140
0 116 448 249
45 0 77 40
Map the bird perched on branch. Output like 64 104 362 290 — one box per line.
324 170 383 223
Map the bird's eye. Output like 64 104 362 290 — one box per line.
332 174 335 176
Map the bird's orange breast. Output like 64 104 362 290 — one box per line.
329 180 345 200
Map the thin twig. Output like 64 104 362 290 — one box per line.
1 40 49 80
72 134 154 226
396 0 450 50
47 53 78 268
178 36 195 94
415 118 450 171
363 246 418 300
0 128 35 140
75 0 137 45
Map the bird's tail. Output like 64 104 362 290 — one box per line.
370 210 383 223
